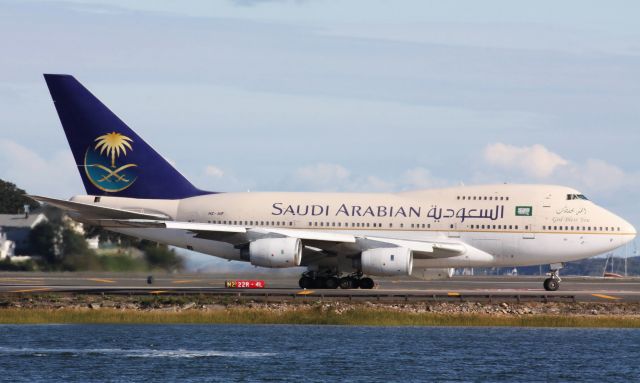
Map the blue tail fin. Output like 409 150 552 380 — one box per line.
44 74 213 199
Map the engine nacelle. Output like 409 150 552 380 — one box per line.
361 247 413 276
248 238 302 268
411 267 455 280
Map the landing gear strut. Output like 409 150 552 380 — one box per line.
543 263 563 291
299 271 375 290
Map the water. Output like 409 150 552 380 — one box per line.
0 325 638 382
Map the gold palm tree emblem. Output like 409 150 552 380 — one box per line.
94 132 133 168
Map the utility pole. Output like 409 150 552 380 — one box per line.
625 243 628 277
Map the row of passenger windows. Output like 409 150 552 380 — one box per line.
457 195 509 201
206 220 621 233
208 220 293 226
469 224 522 230
543 225 620 232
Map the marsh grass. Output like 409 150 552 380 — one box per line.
0 307 639 327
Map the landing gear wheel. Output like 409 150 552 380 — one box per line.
299 276 314 289
324 277 339 289
339 277 355 289
359 277 375 289
543 263 563 291
543 278 559 291
314 277 327 289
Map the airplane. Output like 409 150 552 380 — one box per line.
32 74 637 291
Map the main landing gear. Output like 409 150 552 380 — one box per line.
543 263 563 291
299 271 375 290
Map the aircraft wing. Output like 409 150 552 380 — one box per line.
95 218 466 259
28 195 171 220
30 196 467 259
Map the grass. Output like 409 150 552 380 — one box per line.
1 307 639 327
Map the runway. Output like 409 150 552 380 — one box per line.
1 272 640 303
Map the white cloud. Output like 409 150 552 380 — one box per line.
558 159 630 195
481 142 640 196
204 165 224 178
483 142 568 178
285 163 447 192
401 167 448 190
289 163 351 192
0 139 82 198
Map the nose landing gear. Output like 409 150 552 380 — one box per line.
543 263 563 291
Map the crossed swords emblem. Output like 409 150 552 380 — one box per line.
88 163 138 182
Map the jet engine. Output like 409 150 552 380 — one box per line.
361 247 413 276
248 238 302 268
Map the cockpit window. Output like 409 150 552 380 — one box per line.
567 193 589 200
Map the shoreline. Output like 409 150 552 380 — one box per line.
2 294 640 327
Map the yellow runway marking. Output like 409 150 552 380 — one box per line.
447 292 460 296
172 280 201 284
0 278 45 284
87 278 115 283
297 290 315 295
10 288 51 293
592 293 621 300
149 290 168 294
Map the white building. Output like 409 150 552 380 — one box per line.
0 228 16 260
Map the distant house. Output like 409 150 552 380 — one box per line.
0 213 48 255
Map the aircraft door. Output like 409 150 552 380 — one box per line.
515 205 535 239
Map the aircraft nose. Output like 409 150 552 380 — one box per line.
620 217 636 244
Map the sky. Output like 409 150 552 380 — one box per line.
0 0 638 269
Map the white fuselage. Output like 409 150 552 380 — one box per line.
72 184 636 271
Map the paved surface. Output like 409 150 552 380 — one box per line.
1 272 640 303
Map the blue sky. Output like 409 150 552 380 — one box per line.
0 0 638 267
